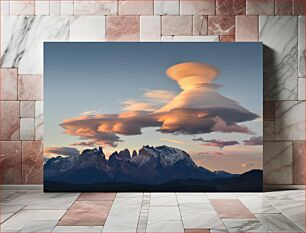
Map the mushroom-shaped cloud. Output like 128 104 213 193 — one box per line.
166 62 219 90
61 62 259 147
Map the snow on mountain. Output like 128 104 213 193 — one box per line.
44 145 237 185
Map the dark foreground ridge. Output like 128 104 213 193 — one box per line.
44 146 263 192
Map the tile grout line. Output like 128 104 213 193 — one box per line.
136 192 150 232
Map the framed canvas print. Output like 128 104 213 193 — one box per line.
44 42 263 192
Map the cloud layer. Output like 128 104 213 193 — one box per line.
44 147 80 157
193 137 239 148
61 62 259 147
243 136 263 146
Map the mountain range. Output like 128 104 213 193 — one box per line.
44 145 262 192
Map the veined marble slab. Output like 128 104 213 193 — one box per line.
146 221 184 233
1 16 70 74
223 219 269 232
268 200 305 230
256 213 303 232
275 101 305 140
263 141 293 184
298 16 305 78
0 209 66 232
35 101 43 140
0 204 25 223
20 220 58 232
259 16 298 100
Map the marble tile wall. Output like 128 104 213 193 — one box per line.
0 0 305 185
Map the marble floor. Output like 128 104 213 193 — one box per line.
0 187 305 233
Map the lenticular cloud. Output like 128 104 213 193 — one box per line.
60 62 259 147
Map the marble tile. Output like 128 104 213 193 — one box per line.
177 194 210 204
180 204 221 229
61 1 74 15
18 75 43 100
50 1 61 15
238 196 279 213
146 220 184 232
1 0 10 15
0 101 20 140
246 0 274 15
74 1 117 15
298 16 305 78
268 199 305 230
260 16 298 100
150 192 176 197
223 219 268 232
233 192 262 197
210 199 256 219
16 192 79 209
263 120 275 141
21 141 43 184
275 101 305 140
263 141 293 184
20 118 35 140
256 213 303 232
193 16 208 35
77 192 116 201
52 226 104 232
1 16 70 74
264 101 275 120
161 35 219 41
10 0 35 15
206 193 236 199
20 101 35 118
119 0 153 15
1 191 26 203
236 16 258 41
298 78 305 100
58 201 113 226
148 206 181 221
0 209 66 232
154 0 179 15
293 140 305 184
293 0 305 15
0 68 18 100
106 16 139 41
35 101 43 140
20 220 58 232
140 16 161 41
150 193 178 206
162 16 192 36
219 35 235 42
263 190 305 201
275 0 293 15
35 1 50 15
180 0 216 15
115 192 143 198
208 16 235 35
70 16 106 41
216 0 246 15
1 204 25 223
102 205 141 232
0 190 18 201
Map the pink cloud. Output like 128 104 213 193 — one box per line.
60 62 259 148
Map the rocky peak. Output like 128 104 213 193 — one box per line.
118 149 131 159
132 150 137 158
81 147 105 158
